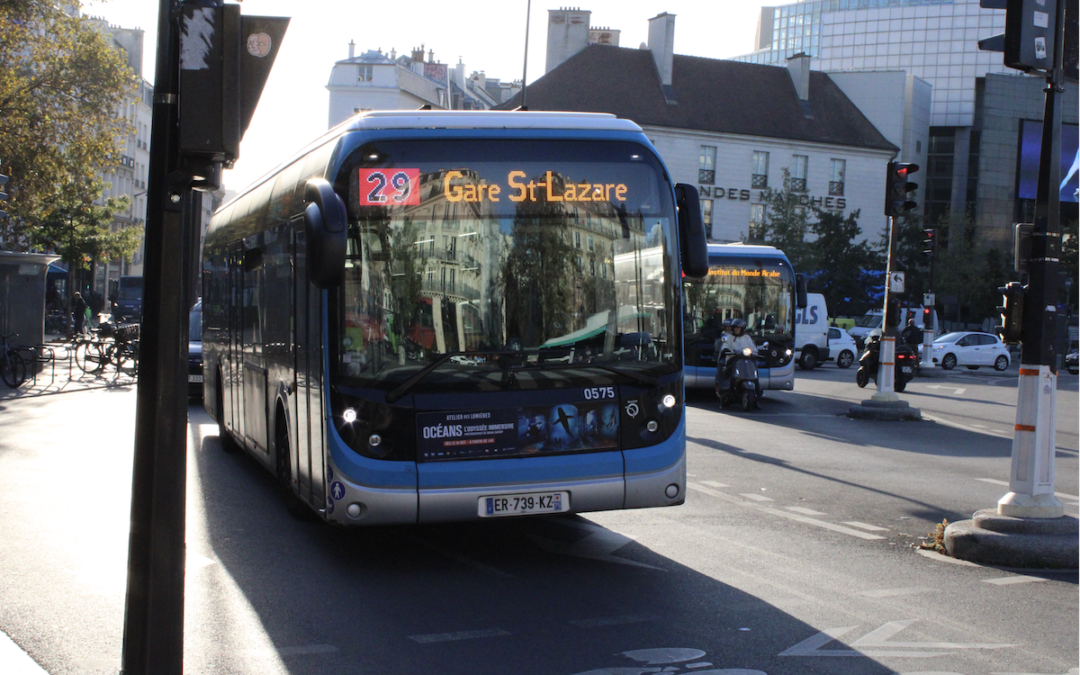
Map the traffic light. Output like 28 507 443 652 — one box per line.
885 162 919 217
0 174 8 219
922 228 938 259
978 0 1059 74
996 281 1026 345
922 306 932 326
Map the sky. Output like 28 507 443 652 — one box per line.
82 0 774 193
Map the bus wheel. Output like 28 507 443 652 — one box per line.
216 373 239 454
276 412 311 520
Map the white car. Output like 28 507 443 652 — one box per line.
931 331 1010 371
828 326 857 369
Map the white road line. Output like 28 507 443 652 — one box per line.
976 478 1080 501
276 645 339 656
0 630 49 675
701 480 729 488
568 614 656 628
408 629 511 644
922 413 1011 438
859 587 934 598
688 483 884 541
843 521 889 532
786 506 827 516
983 576 1047 586
740 493 775 502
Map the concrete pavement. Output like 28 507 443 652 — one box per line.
0 339 137 402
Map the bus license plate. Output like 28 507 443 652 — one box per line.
189 374 203 383
480 491 569 517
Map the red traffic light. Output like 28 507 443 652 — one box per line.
885 161 920 217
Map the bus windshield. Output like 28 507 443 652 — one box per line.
684 256 796 348
333 138 679 392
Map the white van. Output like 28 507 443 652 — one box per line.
794 293 830 370
848 306 940 349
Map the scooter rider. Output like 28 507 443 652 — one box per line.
716 318 757 387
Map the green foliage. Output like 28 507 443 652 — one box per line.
807 207 885 317
29 175 136 269
747 168 811 269
930 210 1013 324
0 1 136 246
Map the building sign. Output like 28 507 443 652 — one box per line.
699 185 847 210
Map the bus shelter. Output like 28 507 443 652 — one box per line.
0 251 60 347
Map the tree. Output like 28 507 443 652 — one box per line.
30 175 135 301
0 1 136 246
930 209 1013 326
806 207 885 317
746 168 811 271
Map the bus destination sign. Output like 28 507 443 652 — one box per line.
357 168 630 207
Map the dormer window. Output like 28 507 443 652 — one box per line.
357 65 373 82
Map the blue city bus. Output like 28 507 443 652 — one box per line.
202 110 707 525
683 243 805 392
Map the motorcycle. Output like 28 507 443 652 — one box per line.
715 345 761 412
855 335 916 392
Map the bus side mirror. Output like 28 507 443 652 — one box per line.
795 273 808 309
304 178 347 289
674 183 709 279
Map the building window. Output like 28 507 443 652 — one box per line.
750 203 766 240
700 199 713 239
357 65 374 82
829 158 846 196
791 155 808 192
699 145 716 184
752 151 769 188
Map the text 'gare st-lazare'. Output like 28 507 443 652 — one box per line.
698 183 848 212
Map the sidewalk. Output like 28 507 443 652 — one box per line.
0 338 137 401
0 631 48 675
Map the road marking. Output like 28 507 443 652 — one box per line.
923 414 1012 438
925 384 967 395
916 549 981 567
0 630 49 675
528 521 663 570
843 521 889 532
408 629 511 644
701 480 729 488
786 506 827 516
740 493 775 502
780 620 1015 658
859 587 933 598
569 614 657 628
984 576 1047 586
851 619 1016 651
276 644 339 656
688 483 884 541
976 478 1080 501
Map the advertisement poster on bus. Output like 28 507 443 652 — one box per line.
418 402 619 461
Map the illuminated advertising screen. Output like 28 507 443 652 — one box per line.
1017 120 1079 203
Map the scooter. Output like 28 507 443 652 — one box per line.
855 335 916 392
715 345 761 412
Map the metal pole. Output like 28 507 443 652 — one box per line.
120 0 191 672
999 0 1066 520
520 0 531 108
874 215 898 400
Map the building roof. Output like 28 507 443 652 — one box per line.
500 44 897 152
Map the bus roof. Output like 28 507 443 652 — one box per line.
707 242 788 258
339 110 643 133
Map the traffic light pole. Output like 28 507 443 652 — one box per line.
999 0 1066 520
121 1 190 673
875 215 899 400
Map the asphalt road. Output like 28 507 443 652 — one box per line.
0 364 1076 675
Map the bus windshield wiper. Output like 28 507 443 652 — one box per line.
529 360 658 387
385 350 513 403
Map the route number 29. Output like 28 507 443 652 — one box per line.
584 387 615 400
357 168 420 206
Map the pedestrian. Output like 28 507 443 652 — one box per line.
72 292 89 336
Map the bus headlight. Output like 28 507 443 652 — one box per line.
331 391 416 461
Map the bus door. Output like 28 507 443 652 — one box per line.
227 243 245 440
292 225 323 507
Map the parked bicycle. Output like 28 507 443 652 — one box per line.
74 330 109 374
1 332 27 388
